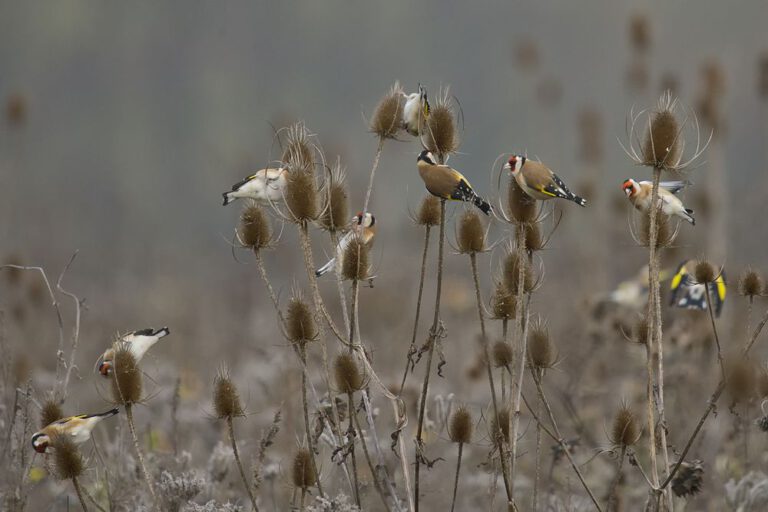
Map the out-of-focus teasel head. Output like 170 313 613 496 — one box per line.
514 39 539 74
578 108 603 165
759 52 768 99
456 210 486 255
213 369 245 420
370 81 404 140
5 93 26 128
628 13 650 54
237 202 273 251
291 449 317 490
609 402 641 448
334 353 364 394
528 320 558 370
739 268 763 300
492 341 513 370
725 357 757 405
318 159 349 233
671 460 704 498
449 406 473 444
424 87 459 160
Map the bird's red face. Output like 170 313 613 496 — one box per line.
98 361 112 377
504 155 524 174
622 179 637 197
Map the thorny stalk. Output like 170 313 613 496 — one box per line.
533 369 543 512
227 416 260 512
71 476 89 512
704 283 726 379
607 446 627 512
352 406 394 512
124 404 159 511
348 278 361 507
449 442 464 512
299 343 324 498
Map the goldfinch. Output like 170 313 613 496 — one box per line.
403 84 430 136
416 150 492 215
316 212 377 277
670 260 726 316
622 178 695 225
504 155 587 207
222 167 288 206
97 327 170 377
32 408 119 453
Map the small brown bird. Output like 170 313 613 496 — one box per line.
316 212 377 276
416 150 491 214
504 155 587 206
622 178 695 225
32 409 119 453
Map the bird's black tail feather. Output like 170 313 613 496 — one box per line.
569 194 587 207
474 196 492 215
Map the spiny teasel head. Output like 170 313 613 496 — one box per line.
632 316 649 346
50 434 84 480
502 251 534 295
424 88 459 158
319 161 349 233
609 403 641 447
213 369 244 419
286 293 318 345
490 408 510 447
507 179 537 224
110 343 142 405
449 406 473 444
341 235 370 281
5 93 26 128
638 210 675 249
238 203 271 251
490 282 516 320
281 122 315 173
521 221 544 253
693 259 717 284
641 92 681 170
528 321 557 369
370 81 404 139
739 269 763 299
334 353 364 394
40 398 63 428
416 195 441 226
492 341 513 369
671 460 704 498
725 358 756 404
285 168 319 223
291 449 317 489
457 210 485 254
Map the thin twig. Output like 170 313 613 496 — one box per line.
227 416 260 512
125 404 159 511
450 443 464 512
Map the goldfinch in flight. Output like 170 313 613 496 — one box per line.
32 408 119 453
622 178 695 225
670 260 726 316
416 150 492 215
222 167 288 206
504 155 587 207
97 327 170 377
402 84 430 136
316 212 377 277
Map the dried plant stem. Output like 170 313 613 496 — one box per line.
414 199 446 512
533 371 543 512
331 231 351 335
606 446 627 512
469 252 512 500
398 226 432 395
450 442 464 512
299 344 324 498
704 284 726 379
362 138 385 219
71 476 89 512
56 251 81 402
226 417 260 512
501 319 508 403
348 279 361 508
81 483 108 512
352 406 393 512
124 403 159 511
254 250 287 327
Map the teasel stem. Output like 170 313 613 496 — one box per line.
70 477 89 512
353 405 393 512
331 231 351 335
299 343 324 499
469 252 512 500
347 278 361 507
398 225 432 395
362 138 385 220
300 487 306 510
414 199 446 512
125 403 159 511
704 283 726 379
532 369 543 512
606 446 627 512
501 319 508 403
227 416 260 512
450 442 464 512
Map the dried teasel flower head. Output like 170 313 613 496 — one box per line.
641 92 682 170
528 321 557 369
725 358 757 404
50 434 84 480
693 259 717 284
40 398 63 428
465 354 486 382
503 251 534 295
291 449 317 489
638 210 675 249
286 293 318 345
490 408 510 447
370 81 404 139
424 88 459 158
632 316 650 346
490 282 516 320
285 168 319 223
671 460 704 498
213 369 244 419
238 202 271 251
341 235 370 281
334 353 364 394
5 93 26 128
507 178 538 224
492 341 513 369
520 221 544 253
449 406 473 444
110 343 142 405
416 195 441 226
457 210 485 254
281 122 315 173
739 269 763 299
609 403 641 447
319 160 349 232
629 13 650 53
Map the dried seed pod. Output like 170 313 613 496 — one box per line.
40 399 63 428
370 82 404 139
238 203 271 250
521 222 544 253
610 404 640 447
319 180 348 232
694 260 716 284
490 283 516 320
642 95 681 169
213 371 244 419
629 13 650 52
424 92 458 157
341 235 369 281
282 123 314 173
725 358 756 404
285 170 318 223
51 434 84 480
507 179 537 224
449 406 473 444
490 408 510 447
465 355 486 382
739 269 763 299
671 461 704 498
286 295 317 344
110 344 142 405
633 317 649 346
492 341 513 368
528 323 557 369
416 195 441 226
503 252 533 295
457 210 485 254
291 449 317 489
334 353 363 393
639 211 674 249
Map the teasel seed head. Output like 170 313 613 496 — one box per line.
110 343 142 405
725 358 757 404
213 370 244 419
334 353 364 394
739 269 763 299
370 82 404 139
528 322 557 369
50 434 84 480
424 89 459 158
281 122 315 173
521 221 544 253
285 169 319 223
610 403 641 447
238 203 271 251
503 252 533 295
693 259 717 284
642 93 681 169
341 235 370 281
286 294 318 345
490 408 510 447
416 195 441 226
449 406 473 444
492 341 513 369
671 460 704 498
638 210 674 249
319 164 349 233
457 210 485 254
490 282 516 320
291 449 317 489
40 398 63 428
633 316 649 346
507 179 537 224
5 93 26 128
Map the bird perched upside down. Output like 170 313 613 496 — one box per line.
222 167 288 206
416 150 492 215
32 408 119 453
97 327 170 377
402 84 430 136
504 155 587 207
622 178 695 225
316 212 377 277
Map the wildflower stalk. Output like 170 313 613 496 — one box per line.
352 407 393 512
362 138 384 219
607 446 627 512
704 284 726 379
450 442 464 512
298 343 323 499
532 369 543 512
347 278 361 507
71 476 89 512
227 416 260 512
125 404 159 510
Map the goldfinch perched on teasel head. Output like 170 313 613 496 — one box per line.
416 150 492 215
403 84 430 136
32 408 118 453
97 327 170 377
222 167 288 206
504 155 587 207
316 212 377 277
622 178 695 225
670 260 726 316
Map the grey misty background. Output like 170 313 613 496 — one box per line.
1 1 768 507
